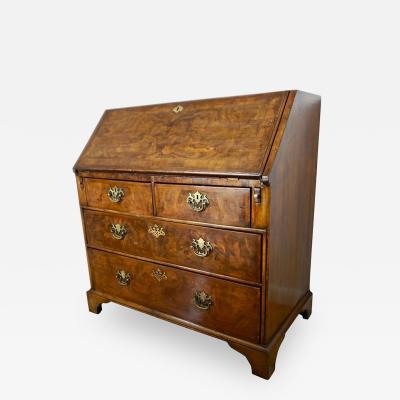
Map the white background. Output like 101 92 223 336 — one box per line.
1 1 399 399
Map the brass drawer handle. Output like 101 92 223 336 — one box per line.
116 269 131 285
148 224 166 238
191 238 212 257
107 186 124 203
194 290 213 310
187 191 209 212
110 223 127 240
151 268 167 282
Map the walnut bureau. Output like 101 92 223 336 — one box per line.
73 90 321 379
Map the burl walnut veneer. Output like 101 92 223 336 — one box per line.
73 90 321 379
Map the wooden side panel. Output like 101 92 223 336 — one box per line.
85 178 153 216
155 184 251 227
83 210 262 283
88 249 261 343
265 91 320 342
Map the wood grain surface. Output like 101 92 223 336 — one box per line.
85 178 153 215
84 209 262 283
155 184 251 227
74 91 288 177
265 91 320 342
88 248 261 342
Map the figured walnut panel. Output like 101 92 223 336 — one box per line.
84 210 262 283
88 249 261 343
155 184 251 227
74 92 288 176
85 178 153 216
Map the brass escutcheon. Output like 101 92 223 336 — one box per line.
116 269 131 286
194 290 213 310
110 223 127 240
107 186 124 203
151 268 167 282
172 104 183 113
191 238 212 257
148 224 166 238
187 191 209 212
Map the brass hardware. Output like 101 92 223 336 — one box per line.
194 290 213 310
110 223 127 240
187 191 209 212
116 270 131 286
253 187 261 204
172 105 183 113
107 186 124 203
148 224 166 238
151 268 167 282
191 238 212 257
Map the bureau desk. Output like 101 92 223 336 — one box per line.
73 90 321 379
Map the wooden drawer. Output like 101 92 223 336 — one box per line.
88 249 261 343
85 178 153 216
155 184 251 227
84 210 262 283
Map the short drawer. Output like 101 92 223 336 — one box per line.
155 184 251 227
88 249 261 343
85 178 153 216
84 210 262 283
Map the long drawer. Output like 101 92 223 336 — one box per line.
88 249 261 343
84 209 262 283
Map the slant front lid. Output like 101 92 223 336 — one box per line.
74 91 289 177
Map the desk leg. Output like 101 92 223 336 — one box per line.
87 290 109 314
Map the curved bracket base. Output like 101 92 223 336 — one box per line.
87 290 110 314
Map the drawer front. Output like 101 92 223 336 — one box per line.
85 178 153 216
84 210 261 283
88 249 261 342
155 184 251 227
